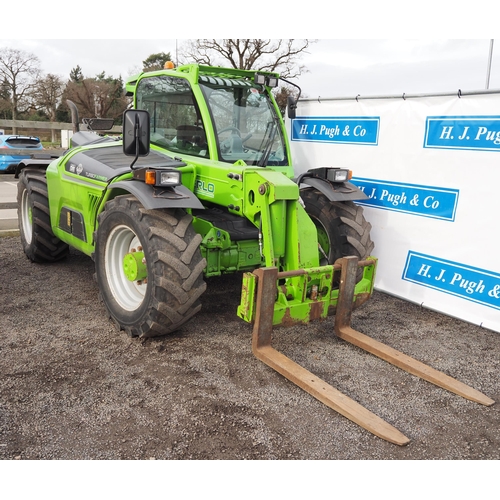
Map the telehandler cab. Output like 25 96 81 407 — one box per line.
16 63 493 445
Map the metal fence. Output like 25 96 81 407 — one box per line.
0 119 122 134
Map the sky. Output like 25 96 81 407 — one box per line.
2 38 498 100
1 0 498 100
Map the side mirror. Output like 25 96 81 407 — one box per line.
123 109 150 160
287 96 297 120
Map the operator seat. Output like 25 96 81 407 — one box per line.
176 125 206 148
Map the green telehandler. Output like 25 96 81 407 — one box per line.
16 63 493 445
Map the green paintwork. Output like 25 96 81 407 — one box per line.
237 258 377 325
45 144 129 257
123 251 147 282
42 63 376 327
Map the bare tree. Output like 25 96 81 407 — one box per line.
0 78 11 119
180 39 314 79
33 74 65 142
0 48 41 132
63 72 129 123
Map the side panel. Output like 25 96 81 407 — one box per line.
46 156 107 256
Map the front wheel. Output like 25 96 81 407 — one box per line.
94 195 207 338
300 188 374 266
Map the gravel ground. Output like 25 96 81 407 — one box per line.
0 234 499 461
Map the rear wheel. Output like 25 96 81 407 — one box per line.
300 188 374 266
17 169 69 263
94 195 207 338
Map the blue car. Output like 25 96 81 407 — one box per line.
0 134 44 173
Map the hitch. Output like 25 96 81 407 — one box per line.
250 256 494 446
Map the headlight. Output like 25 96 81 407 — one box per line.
158 170 181 186
327 169 350 183
307 167 352 183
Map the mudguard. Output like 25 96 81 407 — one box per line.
298 176 368 202
15 156 60 178
110 179 205 210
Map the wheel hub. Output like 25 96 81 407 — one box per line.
123 251 147 282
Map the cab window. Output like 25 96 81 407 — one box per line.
136 76 208 158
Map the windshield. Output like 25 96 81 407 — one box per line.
200 80 288 166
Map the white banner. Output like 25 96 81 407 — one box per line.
288 92 500 333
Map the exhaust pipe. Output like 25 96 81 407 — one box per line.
67 100 80 133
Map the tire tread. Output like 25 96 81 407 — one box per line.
95 195 206 338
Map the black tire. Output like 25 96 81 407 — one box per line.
300 188 374 266
17 169 69 263
94 195 207 338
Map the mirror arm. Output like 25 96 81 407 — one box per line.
130 119 140 169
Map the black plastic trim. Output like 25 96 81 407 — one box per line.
298 177 368 202
110 180 205 210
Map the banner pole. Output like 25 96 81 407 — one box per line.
486 39 494 89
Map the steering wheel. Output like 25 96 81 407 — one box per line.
218 127 252 142
218 126 242 137
218 127 253 154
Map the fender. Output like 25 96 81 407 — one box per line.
15 155 60 178
298 176 368 202
110 179 205 210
